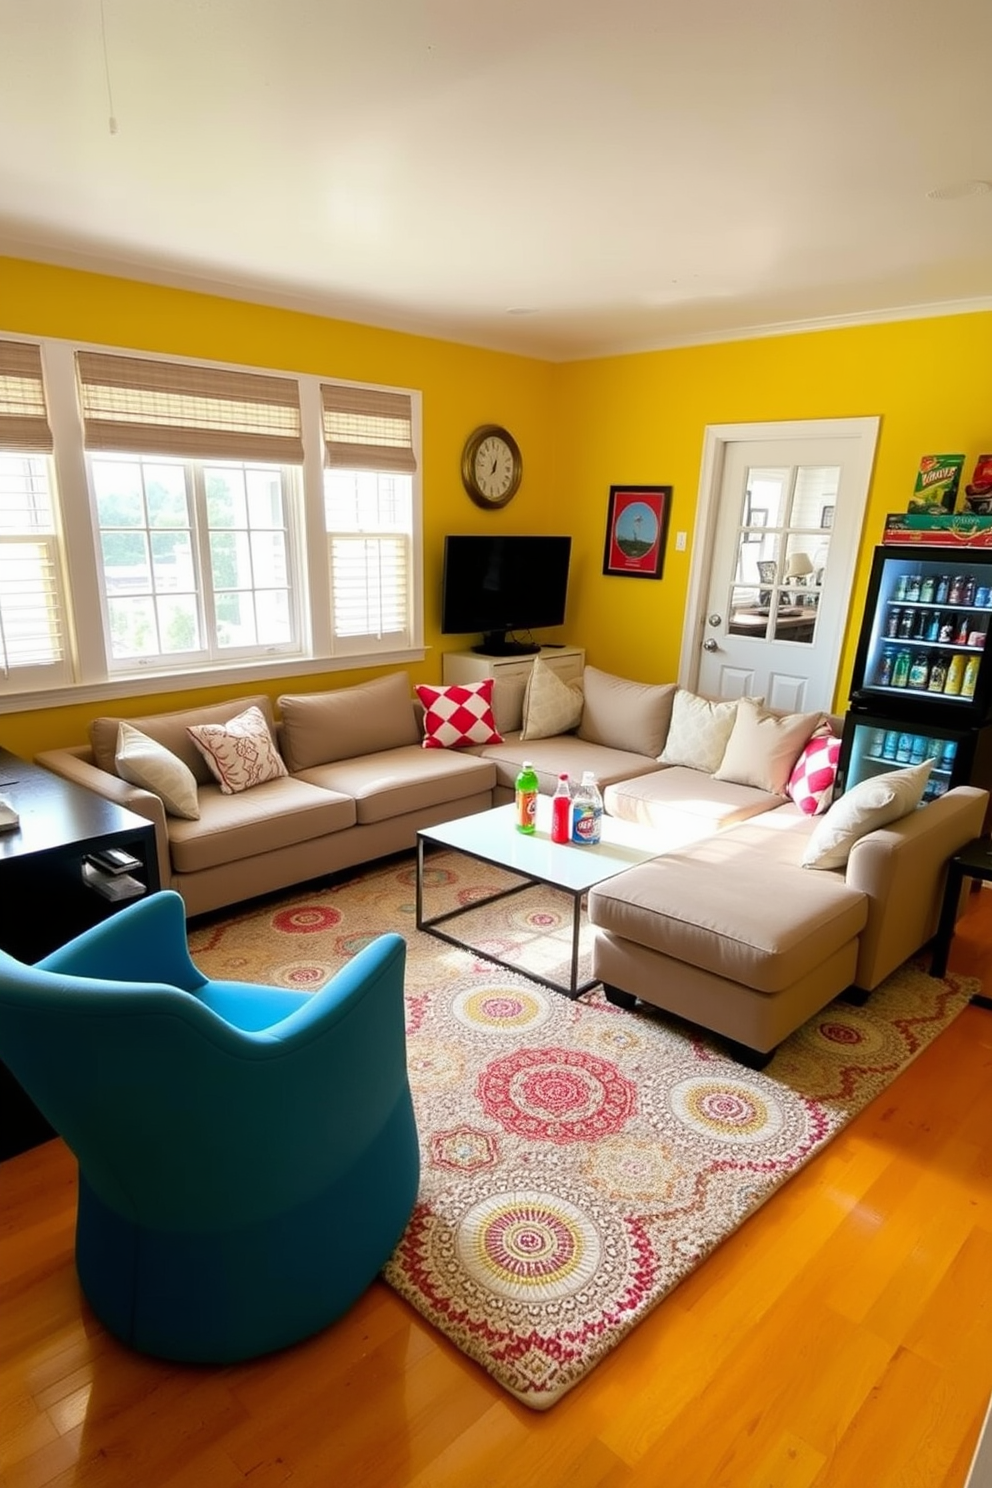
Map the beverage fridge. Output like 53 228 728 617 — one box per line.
837 544 992 804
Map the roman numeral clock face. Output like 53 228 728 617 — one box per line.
461 425 523 508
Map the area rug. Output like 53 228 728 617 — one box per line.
187 852 981 1410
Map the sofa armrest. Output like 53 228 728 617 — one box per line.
35 745 173 891
844 785 988 990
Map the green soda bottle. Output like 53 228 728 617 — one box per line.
515 761 539 834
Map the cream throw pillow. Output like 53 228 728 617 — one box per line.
187 705 288 795
714 698 823 795
659 690 739 773
520 656 584 740
802 759 934 870
115 722 200 820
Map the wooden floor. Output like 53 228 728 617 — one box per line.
2 899 991 1488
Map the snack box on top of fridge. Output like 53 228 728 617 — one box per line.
883 513 992 547
907 454 966 514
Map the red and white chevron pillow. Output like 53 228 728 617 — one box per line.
787 729 841 815
416 680 503 749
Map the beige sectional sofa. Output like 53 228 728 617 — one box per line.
36 660 986 1065
468 662 987 1064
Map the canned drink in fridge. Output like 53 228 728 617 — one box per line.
882 731 899 760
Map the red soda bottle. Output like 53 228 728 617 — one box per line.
551 773 571 843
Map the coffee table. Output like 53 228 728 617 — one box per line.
416 798 660 997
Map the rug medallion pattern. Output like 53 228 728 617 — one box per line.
188 852 978 1409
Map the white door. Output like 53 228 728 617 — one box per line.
682 419 879 714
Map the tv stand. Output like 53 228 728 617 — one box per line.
472 635 540 657
442 646 585 734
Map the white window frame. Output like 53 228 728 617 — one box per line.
0 336 425 714
0 452 74 693
87 452 304 674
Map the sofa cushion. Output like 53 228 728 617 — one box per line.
167 776 356 875
278 672 420 772
604 765 782 839
588 851 867 995
114 723 200 820
188 705 289 794
659 690 738 773
520 656 584 740
802 759 934 870
295 745 497 826
475 733 663 796
416 680 503 749
577 667 676 758
91 695 275 785
714 698 823 795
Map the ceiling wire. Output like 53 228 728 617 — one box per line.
100 0 118 135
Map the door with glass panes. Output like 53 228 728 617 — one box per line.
696 434 871 713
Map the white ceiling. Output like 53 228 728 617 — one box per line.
2 0 991 362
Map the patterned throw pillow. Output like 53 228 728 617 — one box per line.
787 730 842 815
659 690 739 773
520 657 584 741
187 705 289 794
416 680 503 749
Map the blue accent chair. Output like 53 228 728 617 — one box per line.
0 890 420 1363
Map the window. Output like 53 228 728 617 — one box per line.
0 336 423 705
77 352 304 672
321 384 418 655
89 455 297 668
0 341 71 692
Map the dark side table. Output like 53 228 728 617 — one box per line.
0 746 161 1159
930 836 992 1008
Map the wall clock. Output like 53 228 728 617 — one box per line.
461 425 523 509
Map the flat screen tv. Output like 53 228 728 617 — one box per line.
441 535 572 656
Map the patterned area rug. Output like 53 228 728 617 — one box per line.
188 850 980 1410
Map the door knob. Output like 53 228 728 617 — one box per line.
702 638 718 652
708 613 722 626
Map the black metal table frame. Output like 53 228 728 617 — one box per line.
415 835 594 999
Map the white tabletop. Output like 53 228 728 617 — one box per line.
419 798 660 896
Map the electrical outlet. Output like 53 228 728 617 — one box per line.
675 531 687 551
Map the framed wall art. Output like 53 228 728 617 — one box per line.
602 485 672 579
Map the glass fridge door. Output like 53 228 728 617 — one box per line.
836 711 972 802
850 545 992 723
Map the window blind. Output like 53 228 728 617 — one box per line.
320 384 417 473
76 353 305 463
0 340 54 453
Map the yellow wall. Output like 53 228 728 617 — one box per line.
1 254 991 756
554 313 992 698
0 258 556 755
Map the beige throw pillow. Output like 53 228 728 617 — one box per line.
187 705 288 795
801 759 934 870
577 667 676 757
115 722 200 819
714 698 823 795
659 690 739 773
520 657 584 740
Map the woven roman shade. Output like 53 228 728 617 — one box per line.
0 340 53 453
75 352 305 463
320 384 417 473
